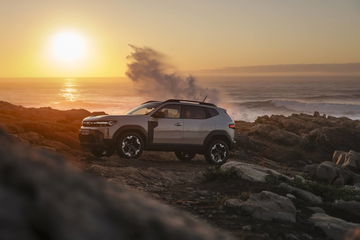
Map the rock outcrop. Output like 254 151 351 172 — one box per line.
224 191 296 223
279 183 322 204
0 101 104 156
221 161 290 182
236 113 360 167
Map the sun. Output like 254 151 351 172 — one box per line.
49 30 89 65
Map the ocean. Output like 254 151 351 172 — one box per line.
1 75 360 121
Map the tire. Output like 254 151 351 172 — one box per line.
175 152 196 161
91 147 114 157
204 139 229 165
116 132 144 159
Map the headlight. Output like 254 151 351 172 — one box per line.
82 120 117 127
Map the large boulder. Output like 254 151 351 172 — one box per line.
0 130 231 240
309 213 360 240
316 161 339 184
221 161 290 182
279 183 322 204
224 191 296 223
305 160 360 186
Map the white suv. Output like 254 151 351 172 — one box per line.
79 99 236 164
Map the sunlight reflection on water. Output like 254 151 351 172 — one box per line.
60 78 78 102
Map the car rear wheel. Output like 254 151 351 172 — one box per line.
204 139 229 165
116 132 144 159
174 152 196 161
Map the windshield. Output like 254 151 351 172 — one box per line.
126 102 161 115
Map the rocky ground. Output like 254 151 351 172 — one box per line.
1 101 360 240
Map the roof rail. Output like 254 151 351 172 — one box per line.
164 99 216 107
141 100 160 104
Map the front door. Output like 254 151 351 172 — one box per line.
152 104 183 144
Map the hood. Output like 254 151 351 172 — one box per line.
82 114 143 121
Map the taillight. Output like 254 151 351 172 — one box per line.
229 123 236 129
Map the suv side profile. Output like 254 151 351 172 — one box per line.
79 99 236 164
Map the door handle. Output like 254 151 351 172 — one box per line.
174 122 182 126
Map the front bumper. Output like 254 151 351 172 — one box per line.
79 129 112 149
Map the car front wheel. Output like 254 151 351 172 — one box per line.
116 132 144 159
204 139 229 165
175 152 196 161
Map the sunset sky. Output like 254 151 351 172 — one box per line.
1 0 359 77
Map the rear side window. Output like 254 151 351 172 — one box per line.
207 108 219 117
182 105 207 119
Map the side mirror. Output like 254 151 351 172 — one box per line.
152 111 166 118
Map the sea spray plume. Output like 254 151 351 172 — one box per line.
126 45 219 103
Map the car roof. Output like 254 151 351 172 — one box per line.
141 99 218 109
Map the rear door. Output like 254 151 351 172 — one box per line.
152 104 184 144
182 105 215 145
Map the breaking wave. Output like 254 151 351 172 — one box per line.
233 100 360 122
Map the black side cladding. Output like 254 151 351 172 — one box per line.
147 120 158 145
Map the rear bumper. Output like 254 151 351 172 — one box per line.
79 129 112 150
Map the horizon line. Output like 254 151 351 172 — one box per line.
2 62 360 78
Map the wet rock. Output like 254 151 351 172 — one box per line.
224 191 296 223
221 161 290 182
279 183 322 204
309 213 360 240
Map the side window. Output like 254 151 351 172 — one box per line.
207 108 219 117
182 105 207 119
155 104 180 118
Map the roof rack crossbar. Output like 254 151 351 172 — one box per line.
164 99 216 107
